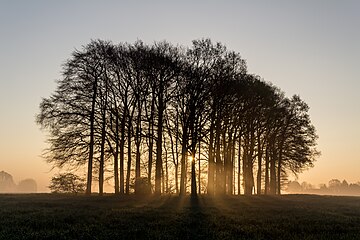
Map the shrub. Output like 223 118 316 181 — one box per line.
49 173 85 194
135 177 151 195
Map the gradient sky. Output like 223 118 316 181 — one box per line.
0 1 359 192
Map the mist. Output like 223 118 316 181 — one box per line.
286 179 360 196
0 170 37 193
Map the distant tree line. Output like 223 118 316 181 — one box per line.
37 39 319 196
287 179 360 196
0 171 37 193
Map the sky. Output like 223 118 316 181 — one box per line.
0 1 359 192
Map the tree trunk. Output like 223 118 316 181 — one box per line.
164 138 169 193
86 79 98 195
126 120 132 194
238 136 241 195
167 112 179 194
155 99 164 195
175 164 179 194
179 129 188 196
264 147 269 195
230 136 236 195
215 121 222 195
244 127 255 195
277 145 283 195
191 150 197 197
222 129 227 195
135 101 142 194
198 141 201 194
207 122 215 195
147 96 155 192
119 113 126 194
99 105 106 196
269 148 276 195
256 134 263 195
114 114 119 195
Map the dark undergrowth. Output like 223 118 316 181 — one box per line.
0 194 360 239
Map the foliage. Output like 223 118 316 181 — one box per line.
49 173 85 194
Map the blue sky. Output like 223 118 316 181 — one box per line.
0 1 359 191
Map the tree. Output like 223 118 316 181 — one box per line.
0 171 16 193
49 173 86 194
37 38 319 196
37 40 113 195
17 179 37 193
286 181 301 193
328 179 341 193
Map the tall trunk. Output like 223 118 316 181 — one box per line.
277 145 283 195
244 153 254 195
243 133 249 195
226 129 234 195
168 113 179 194
242 150 247 195
256 134 263 195
119 112 126 194
164 138 169 193
155 98 164 195
179 128 188 196
185 152 188 193
86 78 98 195
207 122 215 195
215 121 222 195
244 126 255 195
269 148 276 195
99 105 107 196
198 140 201 194
114 113 119 195
230 134 236 195
99 84 108 196
222 129 227 195
264 147 269 195
135 101 142 194
237 135 241 195
190 110 197 197
162 164 165 193
175 123 179 194
126 119 132 194
166 159 169 194
147 96 155 191
175 165 179 194
191 148 197 196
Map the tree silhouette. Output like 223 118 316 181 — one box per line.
37 38 319 196
49 173 85 194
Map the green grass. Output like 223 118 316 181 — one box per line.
0 194 360 239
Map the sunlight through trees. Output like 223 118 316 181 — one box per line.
37 39 319 196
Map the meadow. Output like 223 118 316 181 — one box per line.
0 194 359 240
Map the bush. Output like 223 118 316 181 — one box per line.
135 177 151 195
49 173 85 194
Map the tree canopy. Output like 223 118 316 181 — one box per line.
37 39 319 196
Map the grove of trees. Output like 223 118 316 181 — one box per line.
37 39 319 196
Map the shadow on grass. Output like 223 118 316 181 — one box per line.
1 194 360 239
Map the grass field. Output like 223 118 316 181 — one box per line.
0 194 359 239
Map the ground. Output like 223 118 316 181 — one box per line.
0 194 359 239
